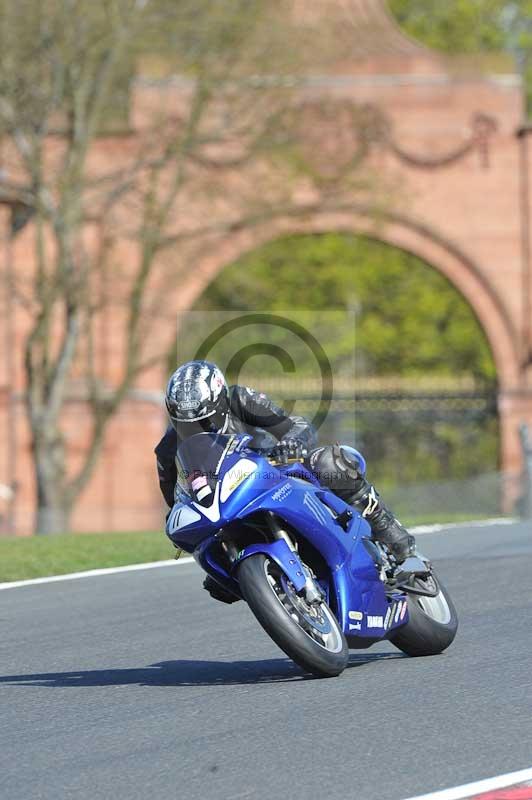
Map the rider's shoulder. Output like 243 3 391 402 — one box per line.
229 384 269 409
154 424 177 456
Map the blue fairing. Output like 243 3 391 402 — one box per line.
166 433 408 644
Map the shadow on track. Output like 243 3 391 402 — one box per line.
0 652 405 688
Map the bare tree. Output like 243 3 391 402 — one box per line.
0 0 314 533
0 0 389 534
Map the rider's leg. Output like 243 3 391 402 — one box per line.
305 445 415 562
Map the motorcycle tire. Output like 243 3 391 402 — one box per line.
237 553 348 678
390 573 458 657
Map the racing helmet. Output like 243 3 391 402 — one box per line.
165 360 230 439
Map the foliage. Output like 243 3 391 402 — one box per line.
199 233 497 383
198 233 499 484
389 0 532 112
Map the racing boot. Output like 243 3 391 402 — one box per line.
203 574 241 604
349 477 416 563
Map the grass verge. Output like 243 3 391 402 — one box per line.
0 513 507 583
0 531 175 583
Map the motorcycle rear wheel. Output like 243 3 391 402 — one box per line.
237 554 348 678
390 573 458 657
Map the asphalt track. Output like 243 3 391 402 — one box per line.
1 521 531 800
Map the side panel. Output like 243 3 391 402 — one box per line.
237 479 366 570
166 500 215 552
335 538 409 639
237 480 410 641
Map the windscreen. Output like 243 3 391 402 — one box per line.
175 433 234 506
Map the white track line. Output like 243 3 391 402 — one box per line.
0 557 194 591
0 517 518 592
403 766 532 800
411 517 516 535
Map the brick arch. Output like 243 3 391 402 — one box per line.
177 208 520 391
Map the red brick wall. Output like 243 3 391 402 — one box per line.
2 37 531 535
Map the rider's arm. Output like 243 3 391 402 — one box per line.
154 425 178 508
230 385 317 449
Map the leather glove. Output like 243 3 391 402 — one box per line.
270 438 307 463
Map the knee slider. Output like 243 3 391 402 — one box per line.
339 445 366 477
306 444 364 500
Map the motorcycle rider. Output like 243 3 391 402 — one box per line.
155 360 416 603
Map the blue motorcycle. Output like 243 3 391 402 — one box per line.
166 432 458 678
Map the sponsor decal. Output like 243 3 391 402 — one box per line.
383 600 407 629
226 473 247 494
349 623 361 631
196 485 212 501
177 380 203 411
272 483 293 502
220 459 258 502
348 611 363 621
367 615 384 629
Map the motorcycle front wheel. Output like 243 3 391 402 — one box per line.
237 554 348 678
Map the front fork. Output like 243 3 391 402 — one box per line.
265 513 324 605
227 513 324 605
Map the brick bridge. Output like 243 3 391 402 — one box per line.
2 0 532 533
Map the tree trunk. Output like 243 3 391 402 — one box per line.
34 503 72 536
33 429 72 535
